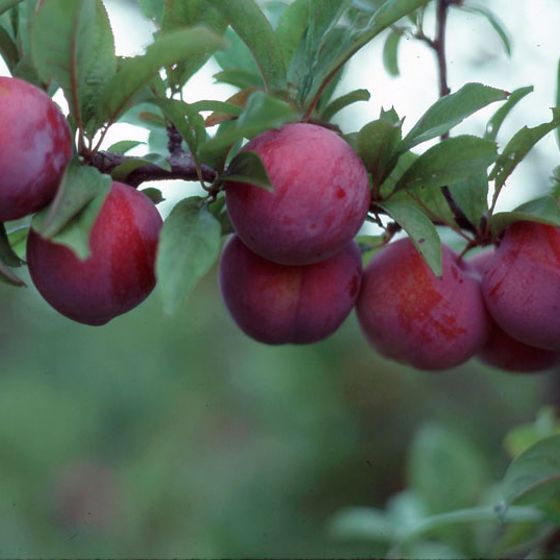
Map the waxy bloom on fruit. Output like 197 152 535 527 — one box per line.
27 182 163 326
219 235 362 344
357 239 488 370
225 123 371 265
0 77 72 222
481 221 560 351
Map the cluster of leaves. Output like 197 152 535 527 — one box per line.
0 0 559 307
330 409 560 558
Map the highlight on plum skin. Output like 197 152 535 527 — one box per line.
225 122 371 266
219 235 363 345
470 248 560 373
0 76 72 222
481 221 560 351
26 182 163 326
356 238 488 371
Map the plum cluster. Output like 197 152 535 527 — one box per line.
220 123 559 374
0 77 162 325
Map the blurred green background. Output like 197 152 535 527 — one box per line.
0 266 552 557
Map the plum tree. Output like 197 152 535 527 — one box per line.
481 222 560 351
219 235 362 344
0 77 72 222
225 123 371 266
27 182 163 326
471 249 560 372
356 239 488 370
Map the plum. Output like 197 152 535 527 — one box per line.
481 221 560 350
356 239 488 370
27 182 162 325
0 77 72 222
225 123 370 265
219 235 362 344
471 248 560 372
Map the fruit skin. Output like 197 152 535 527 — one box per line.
219 235 362 344
356 239 488 371
27 182 163 326
481 221 560 351
471 249 560 372
0 76 72 222
225 123 371 266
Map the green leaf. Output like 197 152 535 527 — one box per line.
447 173 488 230
305 0 429 106
409 423 487 515
357 117 402 187
0 24 17 70
31 160 112 260
380 194 442 275
224 151 272 190
320 88 371 122
0 0 22 16
151 98 206 157
31 0 96 128
490 108 560 191
485 86 533 141
401 83 509 150
275 0 309 66
6 224 28 261
556 59 560 150
156 197 221 314
140 187 165 205
382 28 402 77
329 507 394 543
190 100 243 117
96 28 225 127
490 196 560 235
505 408 560 459
396 136 498 193
214 26 261 75
213 68 263 89
461 5 511 57
500 435 560 512
0 259 24 286
207 0 286 91
81 0 117 135
199 91 299 158
118 103 166 130
0 223 23 267
137 0 164 23
107 140 145 155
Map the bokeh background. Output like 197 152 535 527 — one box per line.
0 0 559 557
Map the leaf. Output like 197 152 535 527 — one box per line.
490 196 560 235
490 108 560 191
0 24 17 70
305 0 429 106
557 59 560 150
329 507 394 543
0 223 23 267
408 423 487 515
320 88 371 122
199 91 299 158
207 0 286 91
505 408 560 459
96 28 225 127
0 259 24 287
357 117 402 187
380 194 442 275
0 0 22 16
137 0 164 23
396 136 498 193
461 5 511 57
401 83 509 150
382 28 402 77
31 160 111 259
140 187 165 205
500 435 560 512
214 26 261 75
213 68 263 89
151 98 206 157
107 140 145 155
156 197 221 314
224 151 272 190
447 173 488 230
275 0 309 66
485 86 533 141
31 0 96 128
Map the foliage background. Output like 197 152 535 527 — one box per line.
0 0 558 557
